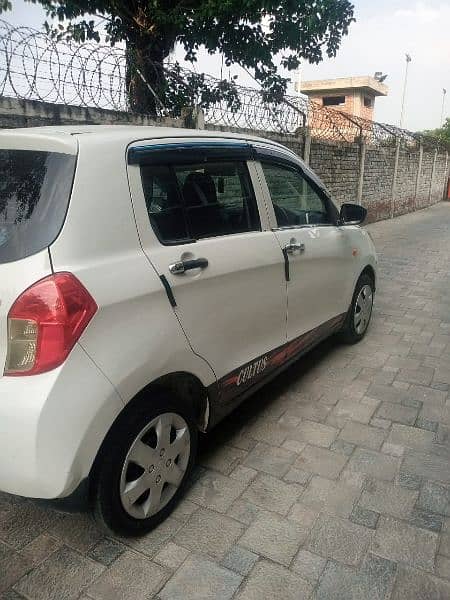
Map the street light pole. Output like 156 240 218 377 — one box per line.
440 88 447 126
399 53 411 129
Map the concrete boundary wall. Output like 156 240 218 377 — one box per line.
1 96 448 223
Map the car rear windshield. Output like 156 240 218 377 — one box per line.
0 149 76 264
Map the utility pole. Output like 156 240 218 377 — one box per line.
440 88 447 126
399 53 411 129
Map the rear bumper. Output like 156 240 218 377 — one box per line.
0 344 124 499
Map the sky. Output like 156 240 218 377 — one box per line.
3 0 450 131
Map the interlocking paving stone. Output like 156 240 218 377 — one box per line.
416 480 450 516
366 383 409 405
151 542 189 570
121 516 182 558
229 465 258 484
408 384 447 405
284 402 331 422
184 469 248 513
1 590 27 600
390 565 450 600
244 419 292 446
372 515 438 571
409 508 444 533
159 555 242 600
283 466 311 484
350 505 380 529
291 549 327 582
381 440 405 457
170 499 199 522
47 512 103 553
315 553 397 600
436 424 450 448
235 559 313 600
402 397 422 408
436 555 450 580
240 511 308 566
397 471 422 489
439 533 450 557
242 473 302 515
282 439 307 454
359 479 418 519
221 546 258 576
87 551 168 600
301 476 360 518
226 498 262 525
287 502 319 527
361 368 396 385
173 508 244 560
434 368 450 385
330 439 355 456
87 539 126 567
386 356 421 370
370 416 391 430
199 444 248 475
401 450 450 484
345 447 399 481
397 367 435 386
339 422 385 451
307 513 372 566
14 547 104 600
0 541 32 594
332 397 378 425
295 444 348 479
387 423 435 451
20 534 63 567
340 469 367 489
0 501 55 550
286 420 338 448
375 401 418 425
416 416 439 432
243 441 295 477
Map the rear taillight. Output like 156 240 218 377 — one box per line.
4 273 97 376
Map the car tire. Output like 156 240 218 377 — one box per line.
91 393 197 537
339 273 374 344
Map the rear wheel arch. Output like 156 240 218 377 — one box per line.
90 372 208 472
138 372 210 432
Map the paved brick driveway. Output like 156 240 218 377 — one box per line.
2 202 450 600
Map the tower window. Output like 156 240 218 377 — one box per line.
322 96 345 106
364 96 373 108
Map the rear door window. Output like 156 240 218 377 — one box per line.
0 150 76 264
139 160 260 244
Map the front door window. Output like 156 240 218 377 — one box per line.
261 162 331 227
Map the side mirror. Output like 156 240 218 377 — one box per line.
339 203 367 225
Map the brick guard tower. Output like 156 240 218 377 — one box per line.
297 76 388 121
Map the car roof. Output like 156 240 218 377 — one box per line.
3 124 290 150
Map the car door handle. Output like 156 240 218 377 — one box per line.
169 258 209 274
284 242 305 255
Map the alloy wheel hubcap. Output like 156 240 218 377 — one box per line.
120 412 190 519
354 284 373 335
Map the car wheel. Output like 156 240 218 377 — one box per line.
92 394 197 537
339 273 374 344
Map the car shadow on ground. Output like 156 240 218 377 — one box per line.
197 335 341 459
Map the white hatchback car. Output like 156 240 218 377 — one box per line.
0 126 376 535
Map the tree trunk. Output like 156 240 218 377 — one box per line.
125 38 171 115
